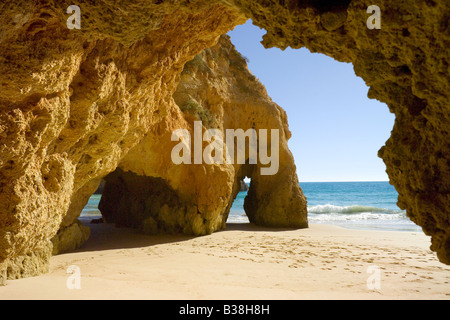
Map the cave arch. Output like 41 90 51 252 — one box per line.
230 1 449 264
0 0 449 284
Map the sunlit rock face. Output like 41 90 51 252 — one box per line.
0 0 449 284
99 35 307 236
0 0 247 283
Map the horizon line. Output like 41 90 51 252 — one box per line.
242 178 390 183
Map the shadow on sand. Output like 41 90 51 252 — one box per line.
69 220 301 254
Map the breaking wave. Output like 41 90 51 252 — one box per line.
308 204 402 215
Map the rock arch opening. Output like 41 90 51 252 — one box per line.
226 178 250 224
227 21 420 232
1 0 449 285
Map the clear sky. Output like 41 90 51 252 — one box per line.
228 20 395 182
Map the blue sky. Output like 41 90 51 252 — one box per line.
228 20 394 182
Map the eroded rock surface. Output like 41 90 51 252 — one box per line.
237 0 450 264
0 0 247 284
0 0 449 284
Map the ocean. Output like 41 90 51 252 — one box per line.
81 181 421 232
229 181 420 232
300 181 420 232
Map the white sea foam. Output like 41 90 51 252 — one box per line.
307 204 402 215
305 203 420 231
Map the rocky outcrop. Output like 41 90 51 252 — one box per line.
0 0 449 284
236 0 450 264
0 0 247 284
99 35 307 235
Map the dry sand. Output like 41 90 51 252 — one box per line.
1 223 449 300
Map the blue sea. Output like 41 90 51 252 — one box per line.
300 181 420 232
229 181 420 232
81 181 421 232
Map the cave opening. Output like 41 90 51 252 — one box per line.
78 182 103 226
226 177 251 224
78 18 410 234
227 20 420 232
1 0 449 289
79 177 253 232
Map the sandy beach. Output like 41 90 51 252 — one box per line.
1 222 449 300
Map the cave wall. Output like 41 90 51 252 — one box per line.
0 0 449 283
0 0 246 283
100 36 307 235
235 0 449 264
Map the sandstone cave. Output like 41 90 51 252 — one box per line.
0 1 448 284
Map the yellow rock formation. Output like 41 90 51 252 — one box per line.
0 0 449 284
